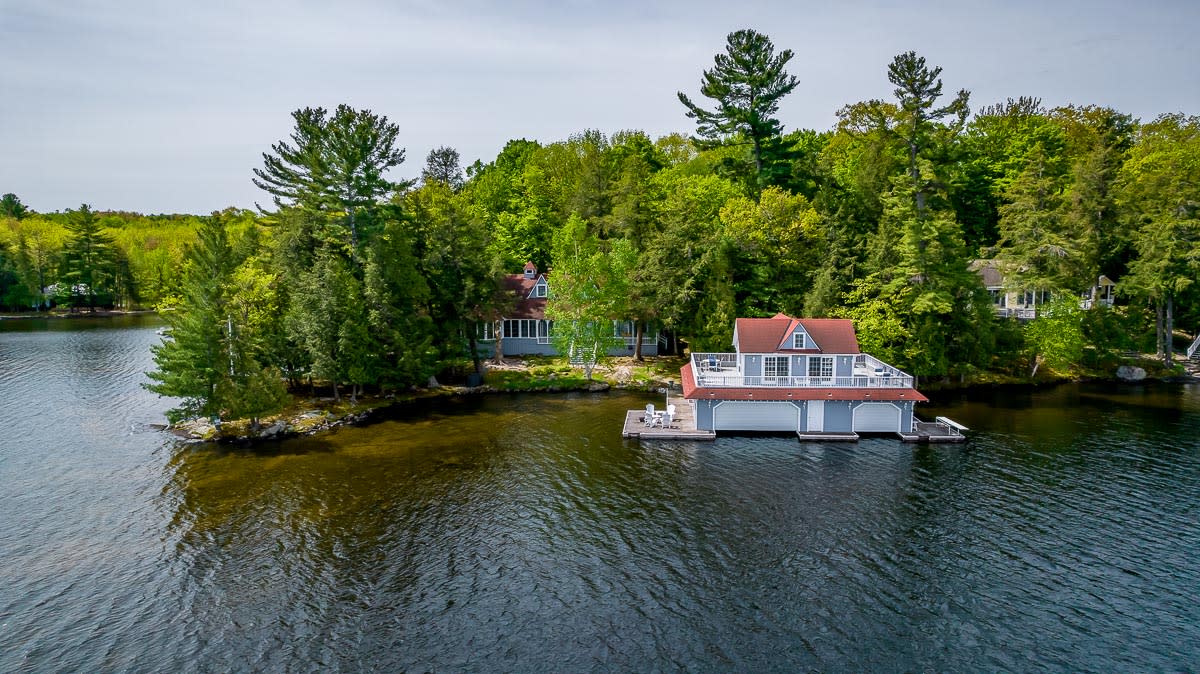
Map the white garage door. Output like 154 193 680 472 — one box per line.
713 402 798 431
853 402 900 432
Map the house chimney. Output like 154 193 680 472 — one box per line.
523 261 537 279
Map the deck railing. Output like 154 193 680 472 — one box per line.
691 352 914 388
1188 333 1200 360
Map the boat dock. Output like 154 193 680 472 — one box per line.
621 396 716 441
897 417 968 443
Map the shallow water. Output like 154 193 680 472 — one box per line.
2 316 1198 671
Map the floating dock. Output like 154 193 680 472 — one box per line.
621 396 716 441
897 417 968 443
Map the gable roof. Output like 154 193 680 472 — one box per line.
500 273 547 319
733 314 859 354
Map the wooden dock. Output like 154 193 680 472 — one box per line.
897 418 968 443
621 397 716 441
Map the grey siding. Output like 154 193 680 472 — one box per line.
696 399 715 430
824 400 854 432
497 339 558 356
791 355 805 375
836 356 853 377
743 354 762 377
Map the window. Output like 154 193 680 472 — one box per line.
503 319 539 339
764 356 789 379
808 356 833 378
537 320 551 344
792 332 806 349
478 322 495 341
531 281 547 298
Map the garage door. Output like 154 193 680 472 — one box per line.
713 401 798 431
853 402 900 432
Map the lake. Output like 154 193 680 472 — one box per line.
1 316 1198 672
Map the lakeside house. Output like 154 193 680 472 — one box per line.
680 313 929 437
478 262 660 358
970 259 1116 319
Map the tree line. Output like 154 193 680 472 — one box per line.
4 29 1197 422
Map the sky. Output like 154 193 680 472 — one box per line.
2 0 1197 215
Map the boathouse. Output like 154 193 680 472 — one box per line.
681 314 934 439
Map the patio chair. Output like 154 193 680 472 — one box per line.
660 410 674 429
644 403 660 427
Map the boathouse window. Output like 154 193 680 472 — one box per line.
478 322 496 340
792 333 806 349
531 281 547 298
764 356 789 379
808 356 833 378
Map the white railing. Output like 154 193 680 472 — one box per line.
690 352 915 388
995 307 1038 319
1188 333 1200 360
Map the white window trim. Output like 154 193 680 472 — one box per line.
807 356 833 378
792 332 806 349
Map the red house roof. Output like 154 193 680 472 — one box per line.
500 274 546 319
733 315 860 354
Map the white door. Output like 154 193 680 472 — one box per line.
806 400 824 432
713 402 798 431
853 403 900 432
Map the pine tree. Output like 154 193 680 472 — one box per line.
145 218 238 422
678 29 800 191
60 204 119 311
993 145 1080 296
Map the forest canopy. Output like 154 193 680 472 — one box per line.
4 31 1197 422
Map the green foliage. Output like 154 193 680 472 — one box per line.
253 104 407 257
678 29 800 190
545 215 631 379
1024 296 1085 375
1 193 29 220
60 204 122 310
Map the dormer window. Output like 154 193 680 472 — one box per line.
523 262 537 279
532 280 547 298
792 333 806 349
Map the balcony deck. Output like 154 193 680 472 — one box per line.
690 352 915 389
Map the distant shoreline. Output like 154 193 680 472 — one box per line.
0 309 157 320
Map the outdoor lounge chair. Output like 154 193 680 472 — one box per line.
644 404 661 427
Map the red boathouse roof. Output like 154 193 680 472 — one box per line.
733 314 860 354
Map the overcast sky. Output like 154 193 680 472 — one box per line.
2 0 1197 214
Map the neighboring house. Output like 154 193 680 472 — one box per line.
970 259 1116 319
681 313 928 436
479 262 659 358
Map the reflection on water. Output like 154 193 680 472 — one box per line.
2 317 1199 671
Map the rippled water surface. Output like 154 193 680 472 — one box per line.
2 316 1199 672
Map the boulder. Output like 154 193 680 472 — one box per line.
1116 365 1147 382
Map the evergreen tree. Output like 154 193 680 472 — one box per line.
678 29 800 191
60 204 118 311
1 193 29 220
253 105 407 258
145 216 284 423
422 146 464 190
993 145 1081 296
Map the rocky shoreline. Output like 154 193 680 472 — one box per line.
167 378 671 444
166 359 1197 445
